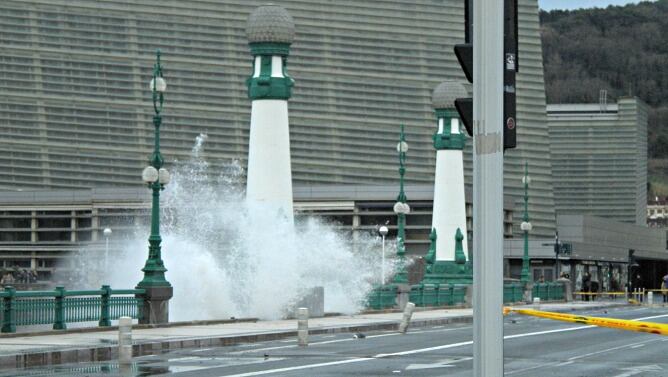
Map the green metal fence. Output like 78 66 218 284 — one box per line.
366 284 398 310
409 283 467 307
503 283 524 303
0 285 144 333
532 282 565 301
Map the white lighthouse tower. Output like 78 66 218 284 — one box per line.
245 5 296 221
423 81 471 284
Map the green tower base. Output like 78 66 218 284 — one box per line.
420 228 472 285
422 260 472 285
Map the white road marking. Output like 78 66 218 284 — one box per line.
192 348 214 353
406 357 472 370
167 356 200 362
630 344 644 349
612 364 662 377
217 357 375 376
568 339 661 361
555 361 575 366
228 332 400 354
220 311 668 377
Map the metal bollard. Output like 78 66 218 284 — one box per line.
297 307 308 347
532 297 541 311
118 316 132 364
398 302 416 334
647 291 654 306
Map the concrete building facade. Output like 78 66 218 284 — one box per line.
0 0 556 237
547 98 649 225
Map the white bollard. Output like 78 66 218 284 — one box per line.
647 291 654 306
398 302 416 334
532 297 541 311
297 307 308 347
118 316 133 365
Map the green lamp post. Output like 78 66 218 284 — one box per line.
392 125 410 284
136 50 173 324
520 162 532 284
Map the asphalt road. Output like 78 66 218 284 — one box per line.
3 306 668 377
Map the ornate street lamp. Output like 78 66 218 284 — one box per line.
392 125 410 284
520 162 532 284
136 50 173 324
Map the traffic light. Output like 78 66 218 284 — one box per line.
454 0 519 151
454 0 473 137
503 0 518 151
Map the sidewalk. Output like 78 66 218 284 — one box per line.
0 300 627 370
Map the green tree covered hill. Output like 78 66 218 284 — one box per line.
540 0 668 194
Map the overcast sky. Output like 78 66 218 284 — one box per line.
539 0 650 10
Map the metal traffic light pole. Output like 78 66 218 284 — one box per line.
472 0 505 375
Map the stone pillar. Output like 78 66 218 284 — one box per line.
137 286 173 325
557 277 572 302
395 283 411 310
523 282 534 304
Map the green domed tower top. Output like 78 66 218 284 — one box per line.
246 4 295 100
432 81 468 150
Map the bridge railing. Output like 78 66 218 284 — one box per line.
532 282 564 301
0 285 144 333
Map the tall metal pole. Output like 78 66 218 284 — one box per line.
473 0 504 374
521 162 530 284
554 231 560 279
138 50 171 289
393 125 409 284
381 234 386 285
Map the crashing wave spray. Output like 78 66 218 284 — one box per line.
85 135 396 321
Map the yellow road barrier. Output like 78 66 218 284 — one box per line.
573 291 626 296
503 307 668 336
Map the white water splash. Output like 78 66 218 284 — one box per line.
70 137 398 321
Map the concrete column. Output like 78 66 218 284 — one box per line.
70 211 77 242
297 307 308 346
30 251 36 271
91 208 99 242
30 211 37 243
398 302 416 334
118 316 132 364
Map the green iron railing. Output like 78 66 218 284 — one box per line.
409 283 467 307
503 283 524 303
532 282 565 302
366 284 398 310
0 285 145 333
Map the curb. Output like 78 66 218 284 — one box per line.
0 315 473 370
0 302 632 370
0 318 259 339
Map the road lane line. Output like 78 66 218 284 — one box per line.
506 336 664 375
228 327 473 355
218 357 375 376
220 311 668 376
228 333 401 354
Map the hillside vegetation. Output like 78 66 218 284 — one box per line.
540 0 668 194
